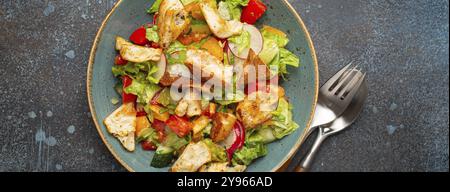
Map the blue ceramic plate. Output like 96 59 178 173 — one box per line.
87 0 318 172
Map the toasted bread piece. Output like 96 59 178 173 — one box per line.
157 0 191 48
103 103 137 151
171 141 212 172
200 2 243 39
120 44 162 63
199 162 246 172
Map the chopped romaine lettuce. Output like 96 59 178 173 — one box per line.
268 48 300 77
166 41 187 65
112 61 161 84
203 139 228 162
229 30 250 55
146 25 159 43
279 48 300 68
261 26 289 48
232 142 268 166
124 78 161 104
167 41 187 54
218 0 249 20
145 63 160 84
259 26 300 77
155 88 171 106
147 0 163 14
270 98 299 139
258 39 279 64
223 0 249 7
247 126 276 144
112 63 139 77
163 128 190 150
136 127 159 144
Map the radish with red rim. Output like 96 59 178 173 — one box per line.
152 54 166 83
226 44 246 66
228 24 263 59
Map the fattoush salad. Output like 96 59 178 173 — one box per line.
104 0 301 172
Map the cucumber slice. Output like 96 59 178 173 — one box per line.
150 146 175 168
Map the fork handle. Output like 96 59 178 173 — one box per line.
294 127 329 172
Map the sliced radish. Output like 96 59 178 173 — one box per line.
152 54 166 82
244 24 264 55
227 46 245 66
228 24 264 59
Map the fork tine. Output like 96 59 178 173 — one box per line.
337 71 363 98
330 65 359 94
321 62 353 91
340 72 366 100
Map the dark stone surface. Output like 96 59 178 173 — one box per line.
0 0 448 172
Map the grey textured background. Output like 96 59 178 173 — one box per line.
0 0 448 172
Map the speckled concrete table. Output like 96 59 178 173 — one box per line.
0 0 448 172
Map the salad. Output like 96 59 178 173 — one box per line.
104 0 301 172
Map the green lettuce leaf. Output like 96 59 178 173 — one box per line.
146 25 159 43
268 48 300 77
136 128 159 144
166 41 187 65
203 139 228 162
112 61 161 84
270 98 299 139
163 128 190 150
279 48 300 68
217 0 249 20
124 78 161 104
261 27 290 48
246 126 276 144
155 88 171 107
258 39 279 65
146 63 160 84
112 63 140 77
259 26 295 69
147 0 163 14
224 0 249 7
229 30 250 55
232 142 268 166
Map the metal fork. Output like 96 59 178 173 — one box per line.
307 63 366 137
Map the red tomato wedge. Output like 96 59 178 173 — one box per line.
152 119 167 142
145 42 161 49
241 0 267 25
122 76 137 103
114 55 128 65
152 119 166 132
141 140 157 150
135 104 147 117
165 115 193 138
129 27 149 45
